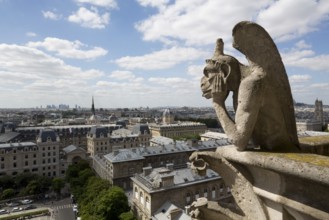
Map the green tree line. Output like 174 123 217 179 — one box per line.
66 160 136 220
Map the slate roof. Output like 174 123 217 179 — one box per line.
38 129 58 142
153 201 190 220
0 132 21 143
132 124 150 135
89 126 109 138
104 149 144 163
0 142 36 149
63 145 78 154
133 166 220 192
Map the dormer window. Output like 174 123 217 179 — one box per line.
47 136 52 142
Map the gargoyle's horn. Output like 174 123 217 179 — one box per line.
212 38 224 60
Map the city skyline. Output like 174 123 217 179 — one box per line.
0 0 329 108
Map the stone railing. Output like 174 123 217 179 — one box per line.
189 145 329 220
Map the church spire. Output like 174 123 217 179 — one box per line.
91 96 95 116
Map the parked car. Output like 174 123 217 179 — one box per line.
73 204 78 212
11 207 23 212
6 202 20 207
20 199 33 204
0 209 9 215
24 205 37 210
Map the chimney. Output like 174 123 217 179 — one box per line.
166 163 174 171
161 174 175 187
169 208 182 220
143 166 152 176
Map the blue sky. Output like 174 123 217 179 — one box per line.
0 0 329 108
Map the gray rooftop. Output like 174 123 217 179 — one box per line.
104 149 145 163
0 132 20 143
63 145 78 154
133 166 220 192
0 142 36 149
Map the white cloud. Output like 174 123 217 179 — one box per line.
137 0 169 11
148 77 198 89
282 48 329 72
289 74 311 83
295 40 312 50
187 64 204 77
75 0 117 8
310 83 329 89
257 0 329 41
68 7 110 29
42 10 62 20
0 44 104 81
26 32 37 37
135 0 329 46
27 37 108 59
135 0 272 46
109 70 136 80
115 47 207 70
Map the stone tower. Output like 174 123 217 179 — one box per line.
163 109 174 124
91 96 95 116
314 99 323 125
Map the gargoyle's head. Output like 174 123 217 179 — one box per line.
201 59 231 99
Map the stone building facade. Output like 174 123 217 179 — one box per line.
16 124 121 149
92 139 230 190
0 129 87 178
87 124 152 157
131 165 231 220
0 129 60 177
149 122 207 138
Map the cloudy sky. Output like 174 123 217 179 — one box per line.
0 0 328 108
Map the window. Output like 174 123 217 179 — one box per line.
204 188 208 198
25 155 28 159
134 188 138 199
186 193 191 204
140 192 144 205
195 191 199 200
25 161 28 166
212 187 216 199
146 196 150 211
13 156 16 160
13 162 16 168
33 160 36 165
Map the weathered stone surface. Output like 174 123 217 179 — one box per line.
190 146 329 220
191 21 329 220
201 21 299 152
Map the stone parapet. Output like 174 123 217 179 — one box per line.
189 145 329 220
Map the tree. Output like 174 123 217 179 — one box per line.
20 180 39 196
95 186 130 220
0 175 14 189
1 188 15 200
14 172 38 189
119 211 137 220
52 178 65 197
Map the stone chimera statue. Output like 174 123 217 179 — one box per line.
201 21 299 152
